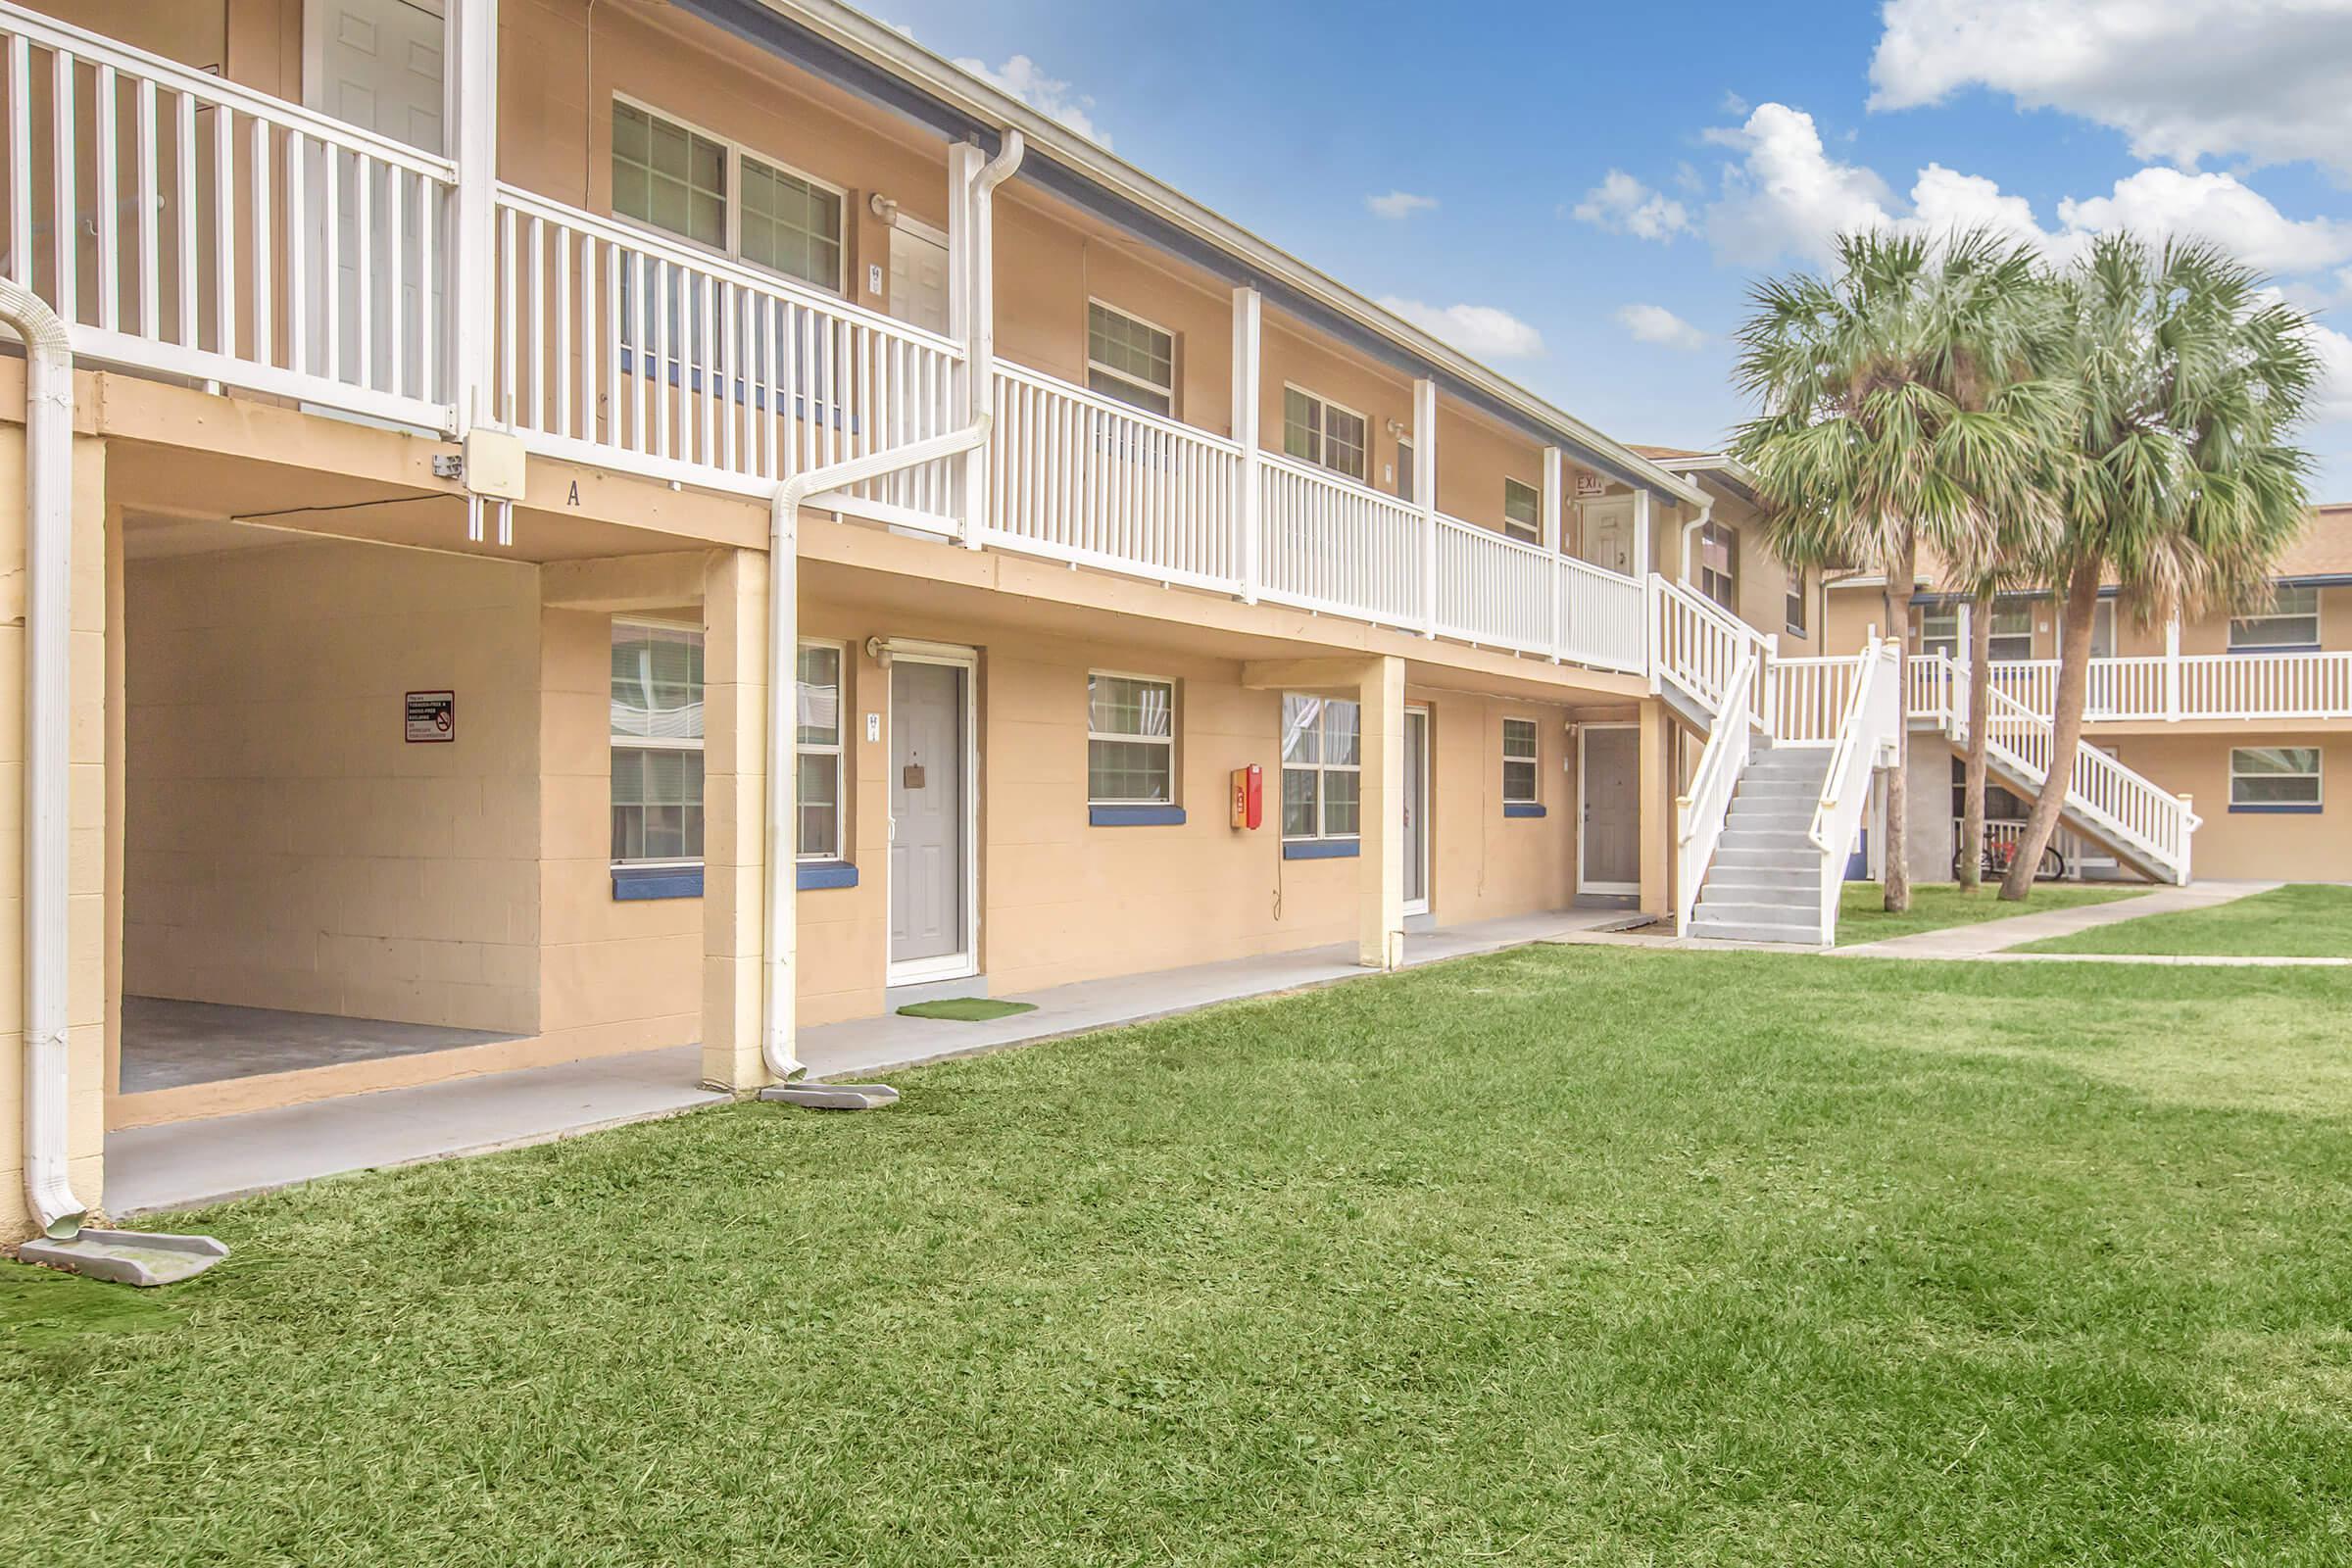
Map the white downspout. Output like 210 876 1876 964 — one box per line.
760 129 1023 1086
758 418 997 1083
4 277 85 1239
1680 497 1711 583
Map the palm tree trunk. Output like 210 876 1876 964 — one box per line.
1959 586 1994 891
2000 560 2100 901
1881 534 1916 913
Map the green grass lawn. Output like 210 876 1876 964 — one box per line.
9 948 2352 1564
1836 878 2147 945
2017 883 2352 958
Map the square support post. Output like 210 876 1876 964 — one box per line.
1357 655 1407 968
1633 487 1653 580
1233 285 1262 603
1413 378 1438 637
1542 445 1563 660
2163 615 2181 720
446 0 498 433
701 547 771 1092
1638 695 1672 917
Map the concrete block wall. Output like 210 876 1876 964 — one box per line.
122 540 543 1034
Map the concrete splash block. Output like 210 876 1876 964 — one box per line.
20 1229 229 1287
759 1082 900 1110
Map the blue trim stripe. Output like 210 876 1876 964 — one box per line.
2229 803 2324 815
1502 802 1547 819
1282 839 1360 860
1090 804 1186 826
797 860 860 890
612 865 703 901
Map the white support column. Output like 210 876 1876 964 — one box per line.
446 0 497 434
1358 655 1406 968
1413 377 1437 637
1233 285 1262 603
1542 445 1563 661
2163 614 2181 720
1633 486 1653 582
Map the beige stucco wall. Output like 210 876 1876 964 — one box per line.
122 541 543 1035
2100 731 2350 882
0 430 111 1239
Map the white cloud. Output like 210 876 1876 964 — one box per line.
1377 297 1546 360
1571 171 1691 241
954 54 1110 148
2308 319 2352 421
2056 169 2352 275
1869 0 2352 176
1613 303 1708 352
1367 190 1439 220
1696 103 2352 277
1702 105 1895 266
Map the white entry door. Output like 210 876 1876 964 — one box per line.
1581 499 1635 575
890 656 973 980
886 219 951 336
304 0 444 394
1402 708 1430 915
1579 724 1641 894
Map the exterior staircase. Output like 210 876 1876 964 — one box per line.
1687 742 1838 944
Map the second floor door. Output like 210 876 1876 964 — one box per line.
1580 500 1635 576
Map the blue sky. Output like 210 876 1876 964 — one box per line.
879 0 2352 496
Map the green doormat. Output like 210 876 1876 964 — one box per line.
896 997 1038 1022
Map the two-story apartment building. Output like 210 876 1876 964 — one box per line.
4 0 1854 1241
1825 505 2352 885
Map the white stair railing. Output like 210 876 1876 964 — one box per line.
3 5 458 430
1765 656 1862 743
1807 639 1903 943
1674 642 1756 935
1651 573 1772 723
1915 653 2199 884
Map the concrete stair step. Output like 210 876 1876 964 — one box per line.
1692 897 1818 924
1719 828 1813 851
1690 915 1822 945
1709 846 1821 870
1700 866 1819 895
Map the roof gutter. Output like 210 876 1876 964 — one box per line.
720 0 1705 512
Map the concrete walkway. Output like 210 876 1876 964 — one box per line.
1833 879 2287 961
108 908 1631 1216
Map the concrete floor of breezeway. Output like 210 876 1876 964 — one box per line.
105 908 1640 1216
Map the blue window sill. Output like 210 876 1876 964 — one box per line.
797 860 860 890
1282 839 1360 860
1090 804 1186 826
2229 803 2323 814
612 864 703 901
1503 802 1547 818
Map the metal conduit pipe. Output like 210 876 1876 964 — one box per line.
3 277 84 1240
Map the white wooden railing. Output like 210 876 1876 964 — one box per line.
1652 574 1771 720
1434 513 1551 651
2 6 458 429
1806 640 1903 942
1558 555 1648 674
1988 651 2352 723
1675 642 1754 936
1918 654 2196 884
1256 453 1428 630
490 184 966 525
990 362 1243 590
1766 656 1862 743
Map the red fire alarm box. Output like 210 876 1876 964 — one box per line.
1230 764 1263 830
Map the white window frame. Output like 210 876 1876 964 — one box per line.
1085 299 1177 418
1282 382 1369 483
1501 477 1542 544
1086 669 1178 806
608 93 849 296
1501 716 1540 805
611 615 706 869
796 639 848 862
2230 746 2323 809
1281 693 1362 841
1918 605 1961 660
1987 600 2034 662
2230 583 2323 652
1785 564 1807 637
1695 518 1738 612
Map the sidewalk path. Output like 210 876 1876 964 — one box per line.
1832 880 2286 962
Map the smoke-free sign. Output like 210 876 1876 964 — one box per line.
405 691 456 743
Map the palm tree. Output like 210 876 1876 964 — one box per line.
1732 228 2064 912
1999 235 2318 899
